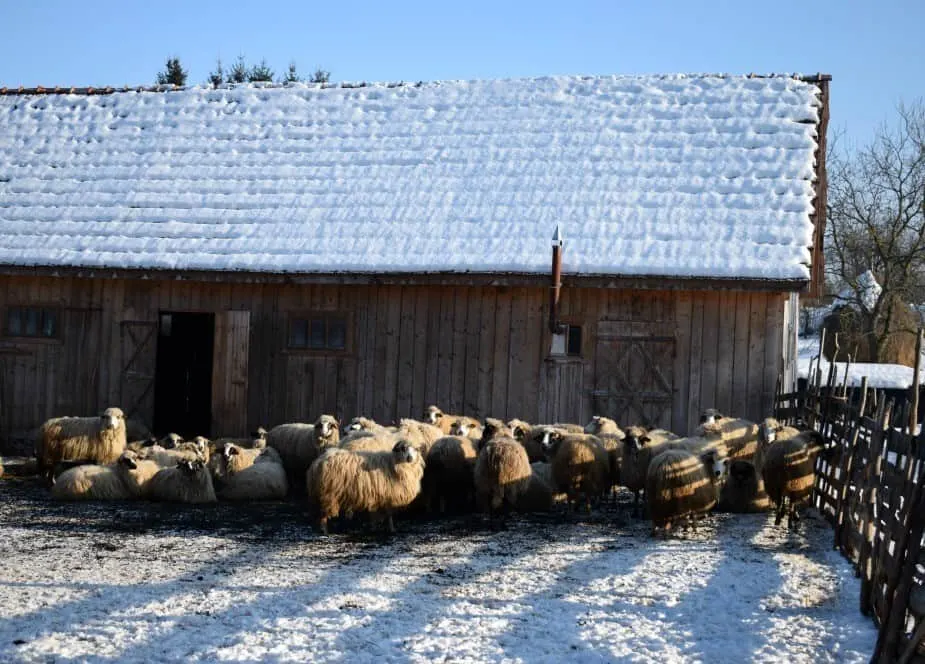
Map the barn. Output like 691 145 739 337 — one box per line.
0 73 829 451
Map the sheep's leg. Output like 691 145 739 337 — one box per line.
386 512 396 534
632 490 641 517
319 517 329 535
774 498 786 526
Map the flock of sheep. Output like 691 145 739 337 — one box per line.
26 404 829 535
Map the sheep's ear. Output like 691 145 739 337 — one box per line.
119 455 138 470
640 435 651 444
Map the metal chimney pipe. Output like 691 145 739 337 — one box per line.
549 225 564 335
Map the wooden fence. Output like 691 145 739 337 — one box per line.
775 330 925 663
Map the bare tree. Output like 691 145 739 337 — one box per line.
826 100 925 362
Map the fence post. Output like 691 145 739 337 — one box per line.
859 399 891 616
909 328 923 436
835 376 868 552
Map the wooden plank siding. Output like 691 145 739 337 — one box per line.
0 276 791 453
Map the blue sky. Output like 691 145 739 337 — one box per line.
1 0 922 146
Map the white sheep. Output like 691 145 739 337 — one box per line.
473 419 531 521
266 415 340 488
37 407 127 484
51 451 160 501
754 421 826 529
306 439 425 534
695 408 760 461
646 447 728 536
209 443 288 501
148 458 217 504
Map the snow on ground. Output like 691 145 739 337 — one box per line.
797 333 923 389
0 478 875 663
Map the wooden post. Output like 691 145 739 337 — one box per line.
859 399 891 616
835 375 868 551
909 328 923 436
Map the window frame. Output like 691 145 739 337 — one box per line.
4 305 62 342
285 311 352 355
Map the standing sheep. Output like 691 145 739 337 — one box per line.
755 425 826 530
646 448 728 536
307 439 425 534
585 416 625 439
515 461 559 512
620 426 681 516
717 459 771 513
266 415 340 489
473 420 531 522
345 416 393 435
209 443 288 501
546 433 611 513
422 435 480 514
695 408 760 461
37 407 127 484
148 458 217 504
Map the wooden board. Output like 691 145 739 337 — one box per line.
211 310 250 437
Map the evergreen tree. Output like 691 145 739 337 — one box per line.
227 55 248 84
283 62 300 83
310 68 330 84
248 59 274 83
207 58 224 88
155 57 188 87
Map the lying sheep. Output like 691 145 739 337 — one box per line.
422 435 480 513
423 405 480 435
51 451 160 501
266 415 340 488
646 448 728 536
127 433 184 453
139 437 210 467
473 420 531 521
755 425 826 529
717 459 771 513
213 427 268 450
209 443 288 501
148 458 217 504
695 408 759 461
37 407 127 484
546 432 610 513
307 439 425 534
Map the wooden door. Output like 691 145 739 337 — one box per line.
211 310 250 437
120 320 158 425
592 321 676 429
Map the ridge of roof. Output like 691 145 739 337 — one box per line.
0 72 832 96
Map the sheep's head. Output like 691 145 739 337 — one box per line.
584 415 615 435
531 426 564 453
100 407 125 431
118 450 139 470
392 439 420 465
699 421 724 438
424 405 444 426
346 417 370 432
316 415 340 444
450 419 472 437
178 458 207 477
758 418 783 446
622 426 650 455
699 408 724 425
252 427 268 441
481 418 513 445
700 450 730 483
160 433 183 449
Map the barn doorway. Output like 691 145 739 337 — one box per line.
153 312 215 438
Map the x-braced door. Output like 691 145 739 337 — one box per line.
592 321 675 429
120 320 158 424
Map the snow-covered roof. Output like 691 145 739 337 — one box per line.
0 75 824 279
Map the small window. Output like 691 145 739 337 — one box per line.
6 307 58 339
289 314 348 351
566 325 582 357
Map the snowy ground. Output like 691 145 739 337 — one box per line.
0 478 875 663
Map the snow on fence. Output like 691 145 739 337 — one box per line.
776 330 925 663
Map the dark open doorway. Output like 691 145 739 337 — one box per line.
153 312 215 438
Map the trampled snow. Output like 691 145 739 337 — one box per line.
0 75 821 280
0 480 875 663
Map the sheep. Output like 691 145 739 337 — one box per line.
345 416 393 435
340 434 399 453
37 407 127 484
209 443 288 501
266 415 340 488
717 459 771 513
127 433 184 453
148 458 217 504
473 421 531 521
585 416 625 439
695 408 760 461
619 425 682 515
139 437 210 467
757 417 802 448
423 405 480 435
51 451 160 501
396 419 444 458
421 435 480 513
450 418 484 441
545 432 610 512
307 439 425 534
514 461 559 512
646 448 729 536
754 426 826 529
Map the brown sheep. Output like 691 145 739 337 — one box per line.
646 448 728 536
755 426 826 529
148 458 217 504
37 407 127 484
717 459 771 513
422 435 480 513
514 461 560 512
620 425 682 516
266 415 340 489
584 416 624 438
547 433 610 513
307 439 425 534
695 408 759 461
473 425 531 522
423 405 480 436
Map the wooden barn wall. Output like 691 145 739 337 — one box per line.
0 276 788 450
